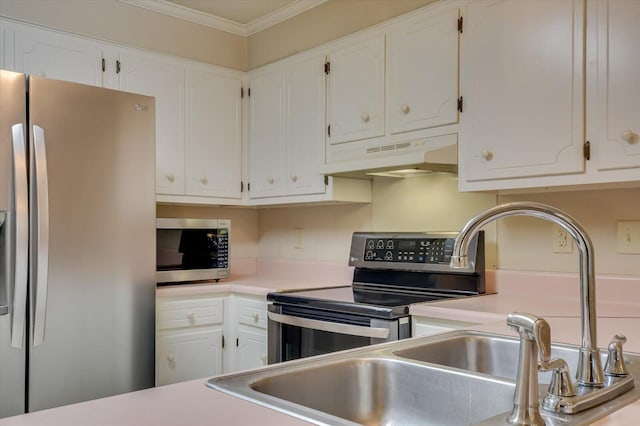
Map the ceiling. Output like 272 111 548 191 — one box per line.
122 0 327 36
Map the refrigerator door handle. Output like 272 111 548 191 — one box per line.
32 125 50 347
0 210 8 315
10 124 29 347
0 210 11 316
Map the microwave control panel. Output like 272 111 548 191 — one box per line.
216 229 229 268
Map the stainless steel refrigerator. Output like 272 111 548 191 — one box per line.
0 70 156 418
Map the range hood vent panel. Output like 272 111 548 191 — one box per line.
323 137 458 179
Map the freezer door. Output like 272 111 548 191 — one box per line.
27 77 156 412
0 70 28 417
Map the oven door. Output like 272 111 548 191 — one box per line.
267 304 409 364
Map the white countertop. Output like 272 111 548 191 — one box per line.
156 273 351 298
4 269 640 426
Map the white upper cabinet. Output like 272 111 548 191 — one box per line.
2 20 104 87
248 70 287 198
185 68 242 199
592 0 640 172
285 55 327 196
326 35 386 145
459 0 585 184
248 54 326 199
1 19 245 205
322 3 461 176
248 54 371 204
458 0 639 191
387 6 460 135
118 51 186 196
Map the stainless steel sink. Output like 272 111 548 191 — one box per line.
250 357 514 426
393 333 596 384
207 331 640 426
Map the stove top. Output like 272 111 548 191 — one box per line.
267 283 477 319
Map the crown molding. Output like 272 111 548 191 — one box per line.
120 0 327 37
246 0 327 36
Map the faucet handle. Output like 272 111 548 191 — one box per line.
540 358 576 400
604 334 629 377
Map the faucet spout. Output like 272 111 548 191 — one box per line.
451 202 604 386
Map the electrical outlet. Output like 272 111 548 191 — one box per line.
552 226 573 253
616 221 640 254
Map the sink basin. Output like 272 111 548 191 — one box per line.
207 331 640 425
395 334 521 380
393 332 589 383
249 357 514 426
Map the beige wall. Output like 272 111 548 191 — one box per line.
0 0 247 70
247 0 435 69
157 184 640 278
497 188 640 276
257 174 497 267
1 0 435 71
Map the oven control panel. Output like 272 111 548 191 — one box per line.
363 237 454 264
349 231 483 273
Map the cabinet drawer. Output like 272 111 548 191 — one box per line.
237 298 267 329
157 297 224 330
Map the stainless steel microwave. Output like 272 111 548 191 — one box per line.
156 218 230 284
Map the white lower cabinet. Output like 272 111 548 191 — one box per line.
411 316 478 338
236 326 268 371
156 295 226 386
156 328 223 386
227 295 268 373
156 292 267 385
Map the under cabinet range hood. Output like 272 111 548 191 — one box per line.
322 135 458 179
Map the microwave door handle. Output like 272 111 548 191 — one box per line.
10 124 29 347
267 311 390 339
31 125 50 347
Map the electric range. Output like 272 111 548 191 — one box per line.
267 231 485 363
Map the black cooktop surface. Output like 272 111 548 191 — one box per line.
267 283 472 319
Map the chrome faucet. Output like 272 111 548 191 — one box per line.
452 202 634 416
451 201 603 386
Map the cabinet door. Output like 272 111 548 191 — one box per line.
388 6 460 134
10 23 103 87
157 328 222 386
327 35 385 145
236 326 267 372
594 0 640 171
185 68 242 198
118 51 185 195
286 56 327 195
460 0 585 182
249 71 287 198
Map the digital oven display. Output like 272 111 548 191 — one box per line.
363 238 455 264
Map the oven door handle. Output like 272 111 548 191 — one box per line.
268 312 390 339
